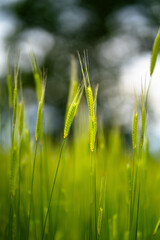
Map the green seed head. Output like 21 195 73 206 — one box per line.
35 73 46 142
86 86 94 118
13 88 18 127
34 72 42 102
94 84 99 116
39 110 43 144
89 116 96 152
132 112 138 150
78 53 98 151
35 101 43 141
30 47 42 101
64 102 77 138
150 28 160 76
64 84 84 138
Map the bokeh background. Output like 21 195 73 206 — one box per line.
0 0 160 151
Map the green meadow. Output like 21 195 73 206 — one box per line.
0 29 160 240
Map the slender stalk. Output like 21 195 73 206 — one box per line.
52 147 66 239
129 149 135 240
17 136 22 239
145 77 152 113
129 148 138 240
8 123 16 240
0 113 1 146
94 150 97 240
43 134 53 237
27 141 38 240
41 139 66 240
9 110 12 146
90 150 97 240
11 125 15 149
40 144 44 236
89 151 97 240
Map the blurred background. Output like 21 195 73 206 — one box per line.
0 0 160 151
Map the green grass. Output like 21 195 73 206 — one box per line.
0 125 160 240
0 30 160 239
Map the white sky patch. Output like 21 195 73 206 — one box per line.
17 28 55 72
0 15 17 38
98 34 139 66
0 45 6 76
119 53 160 109
119 53 160 152
0 0 22 7
0 12 19 76
0 12 54 74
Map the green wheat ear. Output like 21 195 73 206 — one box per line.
6 49 13 108
132 112 138 150
94 84 99 116
18 101 24 136
35 74 46 142
64 85 83 139
86 86 95 118
18 77 24 136
13 56 20 127
89 84 99 152
35 101 43 142
150 28 160 76
78 51 99 151
30 47 42 101
89 116 96 152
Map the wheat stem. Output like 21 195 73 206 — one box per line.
27 141 38 240
17 136 22 239
41 139 66 240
